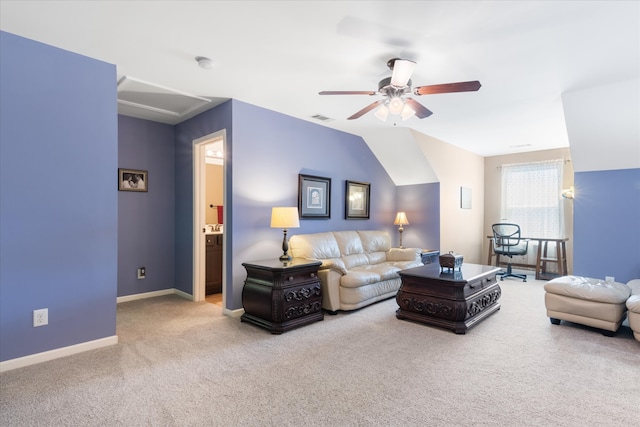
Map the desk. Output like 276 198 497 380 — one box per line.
487 236 568 281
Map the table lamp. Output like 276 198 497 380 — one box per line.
271 207 300 261
394 212 409 248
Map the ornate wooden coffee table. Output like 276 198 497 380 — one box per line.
396 263 502 334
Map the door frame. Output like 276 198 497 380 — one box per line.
192 130 226 305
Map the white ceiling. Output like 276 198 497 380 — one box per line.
1 1 638 157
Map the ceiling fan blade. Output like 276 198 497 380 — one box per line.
347 100 384 120
319 90 377 95
390 59 416 87
414 80 481 95
404 98 433 119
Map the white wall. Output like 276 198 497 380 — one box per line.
411 129 485 264
562 78 640 173
362 127 439 185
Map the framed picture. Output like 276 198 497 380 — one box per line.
298 174 331 218
118 168 148 192
345 180 370 219
460 186 472 209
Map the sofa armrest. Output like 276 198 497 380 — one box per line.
628 279 640 295
318 269 342 312
386 247 421 262
320 259 348 275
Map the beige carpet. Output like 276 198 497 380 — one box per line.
1 277 638 426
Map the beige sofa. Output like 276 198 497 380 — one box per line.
626 279 640 342
289 230 422 312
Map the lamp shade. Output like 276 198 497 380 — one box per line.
390 59 416 87
561 186 575 199
394 212 409 226
401 104 416 121
375 105 389 122
388 96 404 115
270 207 300 229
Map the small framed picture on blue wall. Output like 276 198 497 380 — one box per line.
345 180 370 219
298 174 331 219
118 168 147 192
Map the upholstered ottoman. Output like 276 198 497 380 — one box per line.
626 279 640 342
544 276 631 336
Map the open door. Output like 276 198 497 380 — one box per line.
193 130 226 305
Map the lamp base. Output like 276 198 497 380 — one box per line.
279 228 292 261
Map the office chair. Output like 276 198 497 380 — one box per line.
492 223 529 282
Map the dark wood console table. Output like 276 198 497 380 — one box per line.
396 263 502 334
241 258 323 334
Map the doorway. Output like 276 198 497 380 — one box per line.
193 130 226 309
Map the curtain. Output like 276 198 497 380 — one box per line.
500 160 564 239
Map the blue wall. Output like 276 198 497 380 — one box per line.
0 32 118 361
118 116 176 297
574 168 640 282
396 183 441 251
174 101 234 295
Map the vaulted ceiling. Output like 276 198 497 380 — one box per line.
1 1 638 158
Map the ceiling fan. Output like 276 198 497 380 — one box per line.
319 58 481 121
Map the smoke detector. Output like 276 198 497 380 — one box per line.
195 56 214 69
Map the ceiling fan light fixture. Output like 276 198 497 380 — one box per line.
390 59 416 87
388 96 404 115
374 105 389 122
401 104 416 121
319 58 480 121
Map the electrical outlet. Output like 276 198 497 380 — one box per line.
33 308 48 327
605 276 615 282
137 267 146 279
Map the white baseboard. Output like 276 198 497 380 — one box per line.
117 288 176 303
0 335 118 373
224 307 245 318
117 288 196 303
173 288 194 301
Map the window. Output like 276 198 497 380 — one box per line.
500 160 564 238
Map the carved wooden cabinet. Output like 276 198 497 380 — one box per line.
205 233 223 295
241 258 323 334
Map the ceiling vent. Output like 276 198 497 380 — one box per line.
311 114 334 122
117 76 212 124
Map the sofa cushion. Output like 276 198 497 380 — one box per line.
544 276 631 304
366 251 387 265
333 231 364 256
341 270 382 288
342 253 370 270
357 230 391 252
342 262 416 288
386 247 421 262
355 263 401 280
383 260 423 271
289 232 340 259
340 278 402 309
